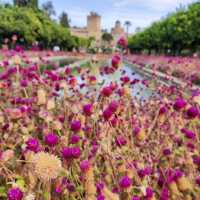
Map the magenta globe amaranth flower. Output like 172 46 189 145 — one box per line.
70 134 81 144
103 108 113 121
181 128 196 140
65 67 71 75
97 194 105 200
159 106 167 115
121 76 130 84
138 167 152 178
196 176 200 186
133 126 141 136
62 147 72 159
83 103 93 116
26 138 39 152
119 176 132 188
174 169 183 181
66 183 76 192
44 133 59 147
117 37 128 49
96 181 104 193
62 146 81 159
101 86 112 97
111 55 121 69
7 67 17 75
132 197 140 200
193 155 200 166
173 98 187 111
160 187 170 200
115 135 127 147
163 148 171 156
145 187 154 198
54 184 62 194
8 187 23 200
108 101 119 113
80 160 90 172
110 117 118 127
20 79 28 87
186 106 199 119
70 120 81 132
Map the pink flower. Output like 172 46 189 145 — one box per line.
26 138 39 153
115 135 127 147
145 187 154 199
101 86 112 97
80 160 90 172
111 54 121 68
70 134 81 144
103 108 113 121
83 104 93 116
44 133 59 147
119 176 132 188
70 120 81 132
62 147 81 159
7 187 23 200
117 37 128 49
186 106 199 119
108 101 119 113
181 128 196 139
196 176 200 186
173 98 187 111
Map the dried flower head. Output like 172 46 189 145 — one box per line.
24 193 35 200
32 152 62 182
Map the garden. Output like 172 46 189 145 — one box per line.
0 1 200 200
0 41 200 200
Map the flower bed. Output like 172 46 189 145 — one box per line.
0 52 200 200
125 55 200 86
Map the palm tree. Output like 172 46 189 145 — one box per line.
124 21 132 37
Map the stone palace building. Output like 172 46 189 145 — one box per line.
70 12 126 45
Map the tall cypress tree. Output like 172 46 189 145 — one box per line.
29 0 38 8
14 0 38 8
14 0 28 7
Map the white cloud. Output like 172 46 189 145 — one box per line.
56 0 196 34
105 0 196 32
102 9 160 33
112 0 196 12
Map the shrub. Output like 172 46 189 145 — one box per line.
0 6 76 50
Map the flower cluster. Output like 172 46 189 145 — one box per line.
0 51 200 200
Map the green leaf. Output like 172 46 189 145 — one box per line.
44 191 50 200
0 186 7 197
16 179 26 190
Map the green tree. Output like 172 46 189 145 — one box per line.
128 2 200 56
59 11 70 28
0 6 76 51
102 32 113 45
42 1 56 17
14 0 38 8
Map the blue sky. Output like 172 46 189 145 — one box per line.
4 0 197 32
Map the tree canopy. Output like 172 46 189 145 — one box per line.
0 5 76 50
128 2 200 56
14 0 38 8
41 1 56 17
59 11 70 28
102 32 113 44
